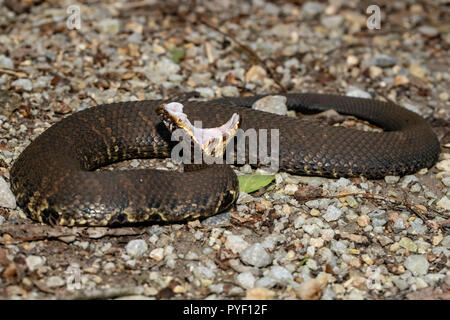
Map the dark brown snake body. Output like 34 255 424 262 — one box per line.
10 93 440 226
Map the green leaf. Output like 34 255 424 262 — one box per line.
238 174 275 194
169 47 185 64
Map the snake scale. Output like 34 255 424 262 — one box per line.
10 93 440 226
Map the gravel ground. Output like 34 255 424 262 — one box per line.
0 0 449 300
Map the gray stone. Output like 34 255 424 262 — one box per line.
127 32 142 43
436 196 450 210
393 218 407 232
369 210 387 227
404 255 429 276
294 216 306 228
267 266 293 284
346 86 372 99
392 276 409 290
366 54 397 68
418 26 438 37
323 205 342 222
225 234 249 254
46 276 65 288
202 212 231 226
26 255 45 271
321 15 344 29
0 176 16 209
302 2 324 18
408 219 427 235
240 243 272 268
331 240 347 255
0 55 14 69
221 86 240 97
125 239 148 257
11 79 32 91
255 276 277 289
185 252 199 260
441 177 450 187
96 19 121 34
236 272 255 289
252 95 288 116
441 235 450 247
384 175 400 184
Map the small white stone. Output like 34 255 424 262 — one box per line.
149 248 165 261
125 239 148 257
436 196 450 211
225 234 249 254
0 177 16 209
236 272 255 289
46 276 65 288
252 95 288 116
26 255 45 271
323 205 342 222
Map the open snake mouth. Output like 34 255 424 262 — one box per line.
157 102 240 158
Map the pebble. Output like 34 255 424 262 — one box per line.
0 216 4 225
404 255 429 276
236 272 255 289
96 19 121 34
346 86 372 99
399 237 417 252
393 218 407 232
266 266 293 285
255 276 277 289
436 196 450 210
441 177 450 187
149 248 165 261
125 239 148 257
0 177 16 209
418 25 438 37
221 86 239 97
252 95 288 116
441 236 450 247
225 234 249 254
11 79 33 92
294 216 306 228
369 210 387 227
321 15 343 29
436 159 450 171
185 252 199 261
369 66 383 78
330 240 347 255
322 205 342 222
46 276 65 288
302 2 324 17
0 55 14 69
240 243 272 268
408 219 427 235
365 54 397 68
25 256 45 271
202 212 231 226
384 176 400 184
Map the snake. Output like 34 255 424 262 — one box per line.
9 93 440 226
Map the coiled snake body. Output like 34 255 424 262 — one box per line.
10 94 440 226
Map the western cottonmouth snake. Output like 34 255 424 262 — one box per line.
10 93 440 226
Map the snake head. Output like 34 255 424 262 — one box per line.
157 102 240 158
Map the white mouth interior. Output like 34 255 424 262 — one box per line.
163 102 240 152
